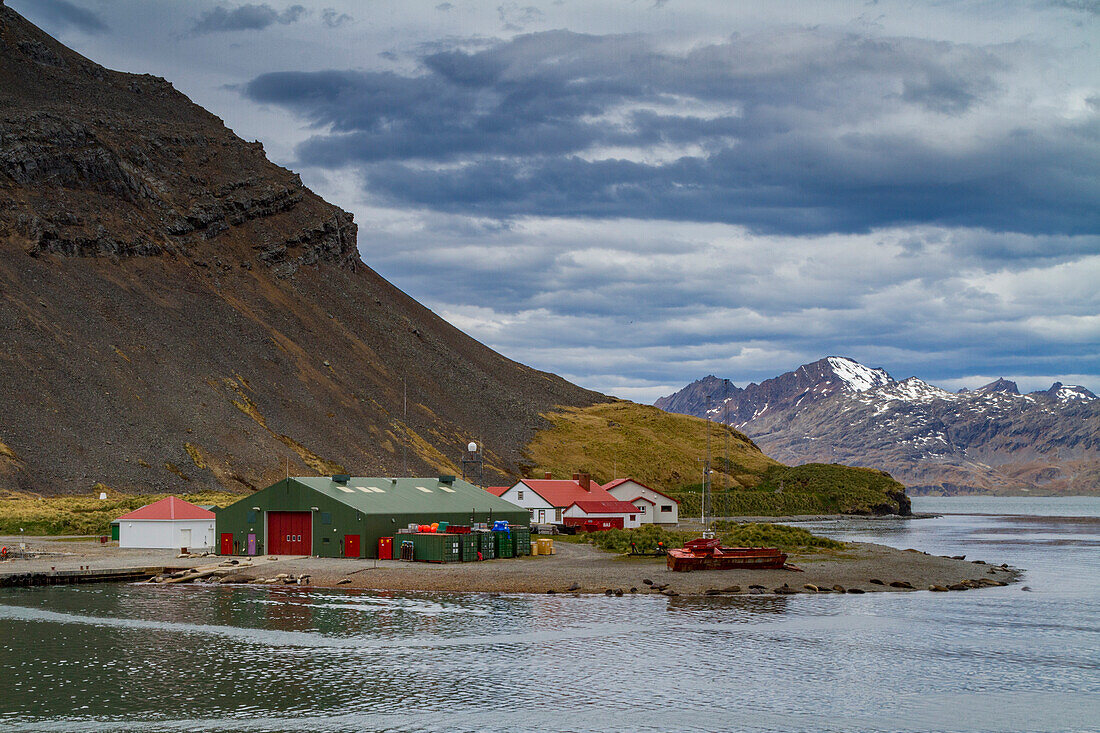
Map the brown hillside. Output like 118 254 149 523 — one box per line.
0 4 606 495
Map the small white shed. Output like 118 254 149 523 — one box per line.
116 496 216 551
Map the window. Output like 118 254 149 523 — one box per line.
517 490 524 500
661 505 673 513
555 508 562 521
630 515 636 521
321 512 333 525
638 505 646 514
246 510 257 523
529 508 536 518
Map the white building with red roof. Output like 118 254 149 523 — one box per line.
603 478 680 525
115 496 216 551
491 473 640 529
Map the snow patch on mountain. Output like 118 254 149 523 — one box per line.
1055 385 1096 402
826 357 892 392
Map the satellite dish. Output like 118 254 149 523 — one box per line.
467 441 478 453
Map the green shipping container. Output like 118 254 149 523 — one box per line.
477 532 496 559
409 533 462 563
458 534 479 561
511 525 531 556
493 530 514 558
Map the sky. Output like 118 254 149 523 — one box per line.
12 0 1099 402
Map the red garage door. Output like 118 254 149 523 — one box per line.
268 511 312 555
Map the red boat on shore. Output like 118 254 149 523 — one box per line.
666 537 788 572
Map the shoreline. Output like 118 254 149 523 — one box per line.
0 535 1021 597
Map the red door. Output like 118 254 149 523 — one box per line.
220 533 234 556
344 534 360 558
378 537 393 560
268 511 312 555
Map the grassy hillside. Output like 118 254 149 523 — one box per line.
525 403 911 516
0 490 241 536
523 401 779 488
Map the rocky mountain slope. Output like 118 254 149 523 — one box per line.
0 6 912 516
0 3 609 494
656 357 1099 495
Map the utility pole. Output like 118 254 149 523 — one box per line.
704 395 711 526
402 377 407 476
724 378 730 491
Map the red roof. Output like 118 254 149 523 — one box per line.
116 496 215 521
484 486 509 497
602 478 679 504
569 500 641 515
515 479 619 507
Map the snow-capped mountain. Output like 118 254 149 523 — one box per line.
655 358 1099 495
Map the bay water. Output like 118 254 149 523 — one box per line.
1 496 1097 732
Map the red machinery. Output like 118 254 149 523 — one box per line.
666 537 788 572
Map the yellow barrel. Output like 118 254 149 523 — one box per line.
537 538 554 556
530 541 540 556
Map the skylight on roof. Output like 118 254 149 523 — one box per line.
336 486 353 493
354 486 372 493
415 485 432 493
368 486 384 493
438 486 456 493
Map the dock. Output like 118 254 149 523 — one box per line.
0 566 165 587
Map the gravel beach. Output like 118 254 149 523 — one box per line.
0 535 1020 596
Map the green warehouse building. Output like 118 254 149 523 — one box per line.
216 475 528 558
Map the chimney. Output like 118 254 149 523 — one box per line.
573 473 580 482
579 473 591 491
544 471 552 480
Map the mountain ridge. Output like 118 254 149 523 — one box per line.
656 357 1099 495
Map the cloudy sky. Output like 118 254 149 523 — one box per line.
14 0 1099 401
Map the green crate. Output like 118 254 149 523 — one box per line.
458 534 479 561
510 525 531 556
408 533 462 563
493 530 514 558
476 532 496 559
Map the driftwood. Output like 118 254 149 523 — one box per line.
153 560 253 584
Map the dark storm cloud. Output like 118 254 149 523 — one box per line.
15 0 107 34
191 4 307 34
244 29 1099 235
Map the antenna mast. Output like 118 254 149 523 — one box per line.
724 378 730 491
402 377 408 476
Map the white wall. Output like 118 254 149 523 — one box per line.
119 520 216 550
498 482 561 523
606 480 679 524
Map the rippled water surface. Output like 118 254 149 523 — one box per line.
1 497 1098 732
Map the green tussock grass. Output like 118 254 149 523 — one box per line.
569 523 845 554
0 490 242 536
673 463 909 516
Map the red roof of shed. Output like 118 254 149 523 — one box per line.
116 496 215 521
569 500 641 515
